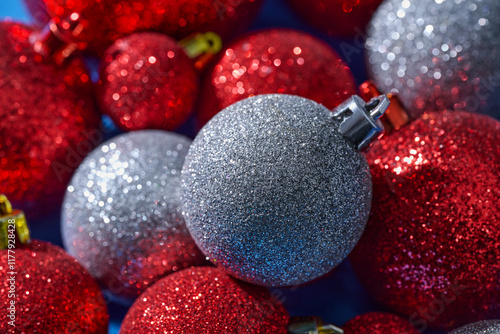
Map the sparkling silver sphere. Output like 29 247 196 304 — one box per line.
182 94 388 286
450 320 500 334
367 0 500 120
62 130 205 301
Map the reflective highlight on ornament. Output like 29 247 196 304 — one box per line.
351 111 500 330
62 130 206 300
97 32 198 131
0 240 108 333
183 94 387 287
367 0 500 119
0 22 100 217
120 267 289 334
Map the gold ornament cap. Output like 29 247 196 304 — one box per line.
0 195 31 249
288 316 344 334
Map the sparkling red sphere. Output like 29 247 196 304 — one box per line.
23 0 263 54
343 312 420 334
0 240 108 333
97 32 198 131
288 0 384 37
197 28 357 128
120 267 290 333
350 111 500 331
0 22 100 217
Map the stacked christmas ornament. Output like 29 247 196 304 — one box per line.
1 0 499 333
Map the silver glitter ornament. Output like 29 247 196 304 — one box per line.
62 130 205 301
367 0 500 120
182 94 389 287
450 320 500 334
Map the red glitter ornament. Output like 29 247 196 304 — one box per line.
0 21 100 217
23 0 263 54
343 312 420 334
97 32 198 131
0 240 108 333
350 111 500 331
120 267 290 333
197 28 357 128
288 0 384 37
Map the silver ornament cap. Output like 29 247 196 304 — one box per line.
450 320 500 334
334 95 388 150
182 94 388 287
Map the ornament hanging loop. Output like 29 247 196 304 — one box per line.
179 32 223 70
288 316 345 334
0 195 31 249
359 81 411 132
332 95 389 151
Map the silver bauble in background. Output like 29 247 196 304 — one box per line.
181 94 388 287
450 320 500 334
367 0 500 120
62 130 205 301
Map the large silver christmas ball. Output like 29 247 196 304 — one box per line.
367 0 500 120
62 130 205 301
182 94 374 287
451 320 500 334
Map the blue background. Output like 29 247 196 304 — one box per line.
0 1 445 333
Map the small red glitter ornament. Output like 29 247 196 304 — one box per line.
0 21 100 217
350 111 500 331
0 240 108 333
288 0 384 37
343 312 420 334
23 0 263 54
97 32 199 131
120 267 290 333
197 28 357 127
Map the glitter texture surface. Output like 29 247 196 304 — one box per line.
0 240 108 333
23 0 263 54
0 21 100 217
451 320 500 334
120 267 290 333
197 28 357 127
62 130 206 300
97 32 198 131
342 312 420 334
182 94 372 287
350 111 500 330
288 0 384 37
367 0 500 120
